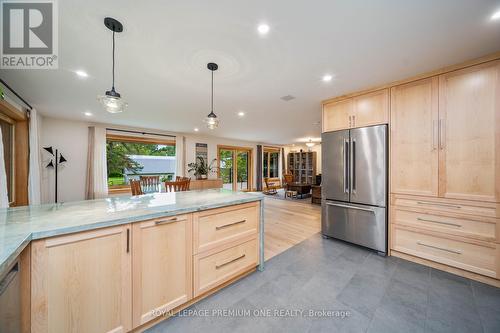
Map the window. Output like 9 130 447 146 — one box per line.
106 135 176 191
263 148 279 179
0 116 14 204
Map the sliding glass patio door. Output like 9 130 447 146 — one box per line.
219 149 234 190
218 146 252 191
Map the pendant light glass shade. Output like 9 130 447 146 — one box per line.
204 111 219 130
306 139 315 147
205 63 219 129
98 18 127 113
98 88 128 113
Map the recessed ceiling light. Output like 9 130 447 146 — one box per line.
83 111 93 116
257 24 270 35
322 74 333 82
194 128 199 132
491 10 500 20
237 111 245 117
75 70 89 78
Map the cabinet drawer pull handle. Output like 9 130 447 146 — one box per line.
417 241 461 254
155 217 178 225
417 217 461 228
416 201 461 209
126 229 130 253
216 219 246 230
216 254 246 269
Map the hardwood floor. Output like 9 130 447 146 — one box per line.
263 197 321 260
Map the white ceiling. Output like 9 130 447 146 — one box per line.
1 0 500 144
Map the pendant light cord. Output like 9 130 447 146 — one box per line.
112 31 115 90
211 69 214 112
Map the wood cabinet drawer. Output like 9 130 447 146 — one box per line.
392 226 499 278
193 202 259 254
392 207 497 242
392 195 499 218
194 238 258 296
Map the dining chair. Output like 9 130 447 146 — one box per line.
176 176 191 190
130 180 144 196
140 175 160 193
164 179 190 192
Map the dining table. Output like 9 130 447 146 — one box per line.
287 182 312 198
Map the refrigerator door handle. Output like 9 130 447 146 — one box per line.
351 138 356 193
325 201 375 213
343 139 349 193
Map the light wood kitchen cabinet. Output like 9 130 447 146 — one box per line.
351 89 389 128
438 61 500 203
390 61 500 203
391 78 439 197
391 194 500 219
391 204 497 242
132 215 193 328
194 237 258 297
392 225 499 278
322 98 353 132
193 202 259 254
322 89 389 132
31 225 132 333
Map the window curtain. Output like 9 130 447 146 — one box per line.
85 126 108 199
256 145 263 191
28 108 41 205
175 135 186 178
281 147 286 176
0 126 8 208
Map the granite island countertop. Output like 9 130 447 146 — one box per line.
0 189 264 277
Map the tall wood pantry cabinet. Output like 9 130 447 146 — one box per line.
391 60 500 202
390 59 500 281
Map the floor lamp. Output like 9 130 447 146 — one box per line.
43 146 67 203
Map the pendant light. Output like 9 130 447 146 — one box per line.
306 139 315 148
204 62 219 129
97 17 128 113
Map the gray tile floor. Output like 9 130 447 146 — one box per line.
147 233 500 333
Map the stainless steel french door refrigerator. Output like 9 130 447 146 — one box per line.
321 125 387 254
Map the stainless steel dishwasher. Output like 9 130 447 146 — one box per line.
0 260 21 332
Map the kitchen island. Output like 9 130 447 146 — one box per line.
0 189 264 333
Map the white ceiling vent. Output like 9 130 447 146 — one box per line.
280 95 296 101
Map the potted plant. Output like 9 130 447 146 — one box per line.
188 157 217 180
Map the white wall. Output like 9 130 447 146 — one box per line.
39 116 282 203
40 117 90 203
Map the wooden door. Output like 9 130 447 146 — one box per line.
390 78 439 196
132 215 192 328
438 61 500 202
352 89 389 128
322 98 353 132
31 225 132 333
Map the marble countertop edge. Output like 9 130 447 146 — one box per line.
0 190 264 278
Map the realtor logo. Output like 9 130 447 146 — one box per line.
1 0 58 69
